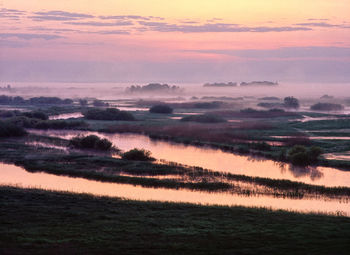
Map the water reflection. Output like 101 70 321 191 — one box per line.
288 165 324 180
0 163 348 216
49 112 83 120
28 130 350 187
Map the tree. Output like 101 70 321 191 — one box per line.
287 145 323 166
284 97 300 109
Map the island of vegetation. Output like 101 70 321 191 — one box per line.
240 81 278 86
258 96 300 109
203 82 237 87
126 83 183 94
320 94 334 100
82 108 135 121
310 103 344 111
69 135 113 151
121 148 155 161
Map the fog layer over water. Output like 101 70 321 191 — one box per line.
5 82 350 100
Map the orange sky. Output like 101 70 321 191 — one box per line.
1 0 350 82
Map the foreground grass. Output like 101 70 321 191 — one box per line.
0 186 349 255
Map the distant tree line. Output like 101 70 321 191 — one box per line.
257 97 300 109
126 83 182 94
1 110 86 130
0 95 73 105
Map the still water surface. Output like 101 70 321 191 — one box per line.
29 130 350 187
0 163 348 216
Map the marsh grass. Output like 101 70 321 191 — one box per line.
0 186 350 254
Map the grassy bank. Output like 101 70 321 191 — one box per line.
0 186 349 255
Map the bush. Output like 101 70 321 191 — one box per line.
308 146 323 161
22 111 48 120
0 95 25 105
0 110 20 118
83 108 135 121
69 135 113 151
149 104 173 114
287 145 323 166
0 120 27 137
181 114 227 123
121 148 155 161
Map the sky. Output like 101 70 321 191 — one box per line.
0 0 350 83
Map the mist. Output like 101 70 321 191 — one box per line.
1 58 350 84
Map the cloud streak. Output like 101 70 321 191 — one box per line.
138 21 312 33
99 15 163 21
30 10 94 21
0 8 26 20
294 22 339 28
0 33 64 40
65 21 133 26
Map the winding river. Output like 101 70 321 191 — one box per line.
29 129 350 188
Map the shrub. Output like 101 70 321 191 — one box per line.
0 120 27 137
287 145 323 166
83 108 135 121
121 148 155 161
22 111 48 120
149 104 173 114
0 110 20 118
69 135 113 151
308 146 323 162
